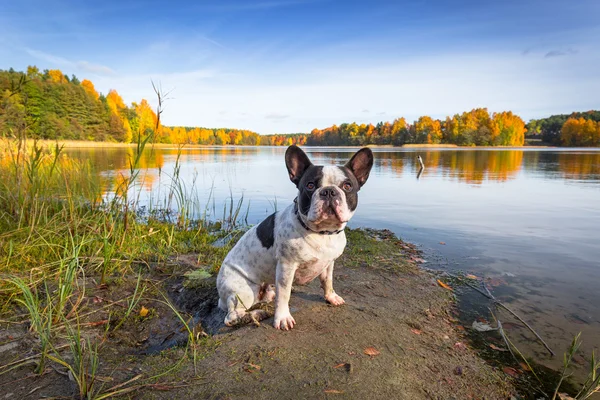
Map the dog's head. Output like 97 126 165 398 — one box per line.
285 145 373 233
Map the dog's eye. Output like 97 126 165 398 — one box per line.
342 182 352 191
306 182 315 191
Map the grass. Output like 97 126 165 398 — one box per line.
552 333 600 400
0 134 242 396
0 85 248 397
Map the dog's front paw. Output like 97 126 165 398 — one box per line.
273 312 296 330
325 293 345 306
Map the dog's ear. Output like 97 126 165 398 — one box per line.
345 147 373 188
285 145 312 187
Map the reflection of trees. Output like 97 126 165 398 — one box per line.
557 152 600 180
65 147 166 193
443 151 523 184
378 157 404 174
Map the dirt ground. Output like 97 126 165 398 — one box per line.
0 229 515 399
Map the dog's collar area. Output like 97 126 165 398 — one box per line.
293 198 343 235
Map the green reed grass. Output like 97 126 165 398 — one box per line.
552 333 600 400
7 278 53 374
112 273 145 332
0 83 244 397
48 319 101 400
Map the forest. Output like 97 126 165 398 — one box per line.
1 67 599 147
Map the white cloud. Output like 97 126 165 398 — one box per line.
24 47 115 76
76 61 115 75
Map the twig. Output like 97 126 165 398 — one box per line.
452 274 555 356
0 344 70 372
488 308 516 362
489 309 547 393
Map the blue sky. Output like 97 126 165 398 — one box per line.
1 0 599 133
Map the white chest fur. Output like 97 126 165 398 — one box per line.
290 231 346 285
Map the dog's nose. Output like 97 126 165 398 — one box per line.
319 188 337 198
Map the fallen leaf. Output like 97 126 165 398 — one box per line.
489 344 508 352
437 280 453 291
465 274 478 280
324 389 344 394
503 367 519 377
410 328 422 335
364 347 380 357
558 393 576 400
139 306 149 317
573 355 587 365
454 342 467 351
149 384 172 391
486 277 507 287
86 320 109 327
501 322 519 330
519 362 531 371
244 363 261 372
333 363 346 369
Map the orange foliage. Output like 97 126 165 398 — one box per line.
132 99 158 141
414 116 442 144
561 117 600 147
81 79 99 100
106 90 126 114
106 90 132 142
48 69 67 84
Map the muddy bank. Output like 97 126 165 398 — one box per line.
0 229 515 399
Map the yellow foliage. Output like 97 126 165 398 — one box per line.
106 90 126 114
48 69 67 84
135 99 158 139
561 117 600 147
81 79 99 100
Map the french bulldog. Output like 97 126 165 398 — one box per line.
217 145 373 330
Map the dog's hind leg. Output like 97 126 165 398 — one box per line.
223 281 260 327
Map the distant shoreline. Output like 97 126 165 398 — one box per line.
6 139 599 150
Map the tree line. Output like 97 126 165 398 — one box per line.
307 109 526 146
1 67 598 147
527 111 600 147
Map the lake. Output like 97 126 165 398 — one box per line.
65 145 600 372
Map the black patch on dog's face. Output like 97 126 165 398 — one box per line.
296 166 323 216
339 167 360 211
256 212 275 249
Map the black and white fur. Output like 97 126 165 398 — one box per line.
217 145 373 330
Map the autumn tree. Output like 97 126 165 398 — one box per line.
106 90 132 142
81 79 99 100
413 116 442 144
492 111 525 146
47 69 67 84
561 117 600 147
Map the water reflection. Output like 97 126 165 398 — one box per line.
64 147 600 194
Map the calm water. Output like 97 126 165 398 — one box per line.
66 146 600 371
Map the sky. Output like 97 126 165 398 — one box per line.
1 0 599 134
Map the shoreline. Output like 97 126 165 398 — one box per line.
6 139 596 150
